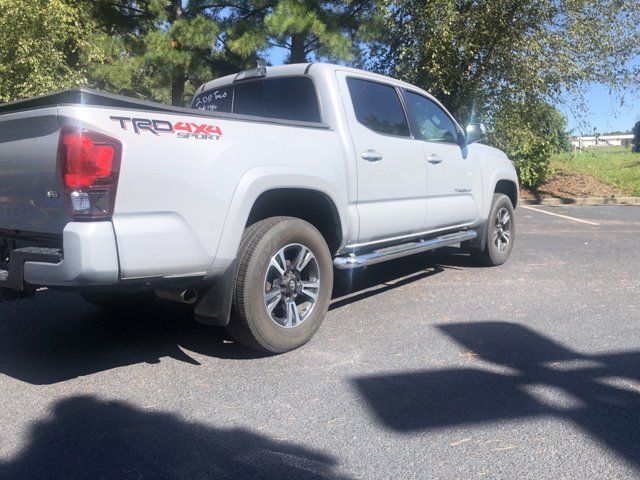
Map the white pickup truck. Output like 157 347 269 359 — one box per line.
0 63 518 352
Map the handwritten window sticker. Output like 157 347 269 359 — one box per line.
192 86 233 112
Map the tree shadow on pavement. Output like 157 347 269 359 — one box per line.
353 321 640 467
0 395 350 480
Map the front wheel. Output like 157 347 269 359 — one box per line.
227 217 333 353
472 193 515 266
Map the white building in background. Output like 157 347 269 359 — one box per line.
571 134 634 149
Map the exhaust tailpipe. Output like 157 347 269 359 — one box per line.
155 288 198 305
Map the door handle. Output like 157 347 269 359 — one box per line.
426 155 443 164
361 150 383 162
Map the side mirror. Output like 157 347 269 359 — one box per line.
465 123 486 144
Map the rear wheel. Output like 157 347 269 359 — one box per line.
473 193 515 266
227 217 333 353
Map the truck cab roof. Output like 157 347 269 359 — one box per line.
196 63 313 93
195 63 431 99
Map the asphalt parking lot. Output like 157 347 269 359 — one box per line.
0 205 639 479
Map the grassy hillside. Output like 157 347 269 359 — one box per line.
551 146 640 196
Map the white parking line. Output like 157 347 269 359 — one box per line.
521 205 601 226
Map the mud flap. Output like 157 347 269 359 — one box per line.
462 221 488 251
193 261 235 326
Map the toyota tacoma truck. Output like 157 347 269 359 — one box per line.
0 63 518 353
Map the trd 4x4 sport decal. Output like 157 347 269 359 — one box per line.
110 116 222 140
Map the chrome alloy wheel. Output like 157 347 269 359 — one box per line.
494 207 512 253
263 243 321 328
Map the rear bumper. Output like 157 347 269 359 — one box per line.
0 222 119 290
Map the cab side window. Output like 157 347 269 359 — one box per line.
404 91 459 143
347 78 410 137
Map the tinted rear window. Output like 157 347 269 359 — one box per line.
192 76 321 123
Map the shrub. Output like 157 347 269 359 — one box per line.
487 101 569 189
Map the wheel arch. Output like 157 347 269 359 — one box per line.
210 167 348 277
495 179 518 208
246 188 343 254
482 169 519 219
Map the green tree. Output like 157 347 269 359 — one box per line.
86 1 220 106
489 101 570 188
0 0 96 102
377 0 640 123
223 0 384 64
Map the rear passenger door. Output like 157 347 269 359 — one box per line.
337 73 428 244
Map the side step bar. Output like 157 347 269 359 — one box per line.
333 230 477 269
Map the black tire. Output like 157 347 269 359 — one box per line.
227 217 333 353
80 291 156 311
474 193 515 266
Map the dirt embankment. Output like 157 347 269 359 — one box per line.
521 167 625 199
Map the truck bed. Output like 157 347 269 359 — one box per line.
0 88 177 115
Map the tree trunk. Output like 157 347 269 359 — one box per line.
170 0 185 107
171 66 186 107
169 0 183 21
289 33 307 63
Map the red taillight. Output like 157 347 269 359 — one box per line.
58 128 121 218
62 132 115 188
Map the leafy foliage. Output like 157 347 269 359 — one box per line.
224 0 384 64
1 0 380 106
85 1 220 106
376 0 640 123
0 0 96 102
489 102 570 188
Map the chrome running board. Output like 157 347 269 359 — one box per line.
333 230 477 269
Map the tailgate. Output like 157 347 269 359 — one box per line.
0 109 70 235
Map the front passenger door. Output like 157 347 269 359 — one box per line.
402 90 482 230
